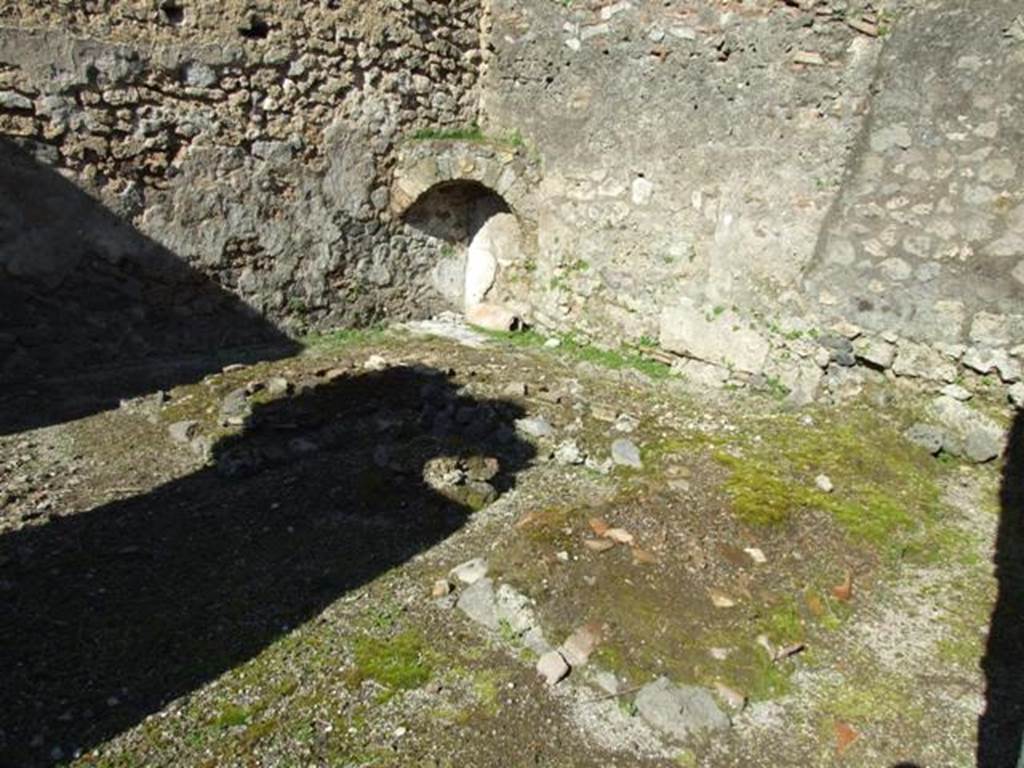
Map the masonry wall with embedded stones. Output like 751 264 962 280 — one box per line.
0 0 484 380
480 0 1024 408
3 0 1024 411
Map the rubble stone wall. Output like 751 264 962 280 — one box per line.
0 0 483 380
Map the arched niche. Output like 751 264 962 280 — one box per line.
401 180 524 312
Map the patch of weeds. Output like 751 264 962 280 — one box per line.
291 719 317 745
233 717 277 753
360 597 403 633
519 646 539 663
562 336 672 380
591 642 650 688
326 739 390 768
759 375 790 401
184 729 207 749
409 124 527 150
497 617 521 645
349 630 432 691
617 696 639 717
471 669 507 716
758 598 806 645
549 275 567 291
212 703 251 729
411 124 486 142
301 325 389 352
505 128 526 148
704 307 721 322
478 328 673 380
875 8 897 36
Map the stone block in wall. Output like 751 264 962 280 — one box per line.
659 299 770 375
775 359 824 408
962 347 1022 383
891 341 958 383
393 157 440 212
852 335 896 370
970 312 1024 349
670 358 730 389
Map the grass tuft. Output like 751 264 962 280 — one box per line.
301 326 390 352
411 124 486 142
479 328 673 380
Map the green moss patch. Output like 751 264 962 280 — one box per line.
717 643 795 701
349 630 433 691
710 406 954 562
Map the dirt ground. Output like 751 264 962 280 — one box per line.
0 323 1018 768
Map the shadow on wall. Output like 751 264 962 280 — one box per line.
0 137 299 435
979 410 1024 768
0 365 535 766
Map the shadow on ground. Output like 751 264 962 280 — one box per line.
0 365 534 766
0 137 299 435
979 410 1024 768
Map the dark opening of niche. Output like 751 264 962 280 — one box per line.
160 1 185 25
239 15 271 40
402 181 511 245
